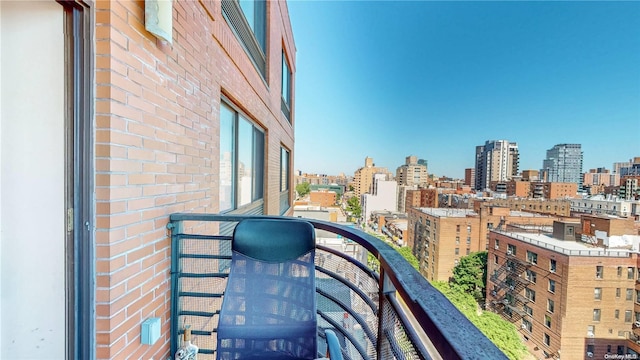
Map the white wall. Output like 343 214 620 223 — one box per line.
0 1 65 358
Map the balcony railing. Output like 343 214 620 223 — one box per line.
168 213 507 360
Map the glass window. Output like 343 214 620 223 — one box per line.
456 236 460 245
524 305 533 316
279 147 290 214
594 288 602 300
526 250 538 265
626 310 633 323
615 309 620 319
522 319 532 332
596 266 603 279
219 102 264 212
495 239 500 249
548 279 556 293
629 267 635 280
223 0 267 77
507 244 516 256
549 259 556 273
616 288 621 298
543 333 550 346
544 315 551 328
494 254 499 264
593 308 601 321
526 270 537 284
618 266 623 277
466 236 471 245
455 248 459 255
525 288 536 302
281 51 292 121
627 288 633 301
547 299 555 313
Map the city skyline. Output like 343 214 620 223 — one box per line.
289 1 640 178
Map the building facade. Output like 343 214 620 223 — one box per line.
407 205 556 281
464 168 475 187
353 157 393 197
482 198 572 217
474 140 520 191
396 155 429 187
541 144 584 189
0 1 297 359
487 217 640 360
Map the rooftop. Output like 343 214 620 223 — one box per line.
416 208 477 218
494 230 636 257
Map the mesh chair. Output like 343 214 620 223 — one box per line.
216 218 318 360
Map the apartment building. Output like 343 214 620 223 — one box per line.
310 190 337 207
0 1 297 359
497 180 578 199
487 216 640 360
522 170 540 181
396 155 429 187
362 174 397 222
571 197 637 218
481 198 572 217
541 144 584 189
407 206 556 281
620 176 640 201
405 188 439 211
465 168 476 187
583 168 620 195
474 140 520 191
295 172 352 187
397 184 417 213
353 157 393 197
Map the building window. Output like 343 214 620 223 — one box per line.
507 244 516 256
456 224 460 232
466 248 470 255
617 345 624 355
593 309 601 321
219 102 265 212
467 225 471 233
618 266 623 277
522 319 532 332
526 270 537 284
466 236 471 245
624 310 633 322
587 325 595 337
636 290 640 304
544 315 551 328
549 259 556 273
222 0 267 78
615 309 620 319
279 147 290 214
594 288 602 300
627 288 633 301
494 254 499 265
543 333 550 346
547 299 555 313
455 248 459 255
455 236 460 245
524 305 533 316
596 266 603 279
548 279 556 293
526 250 538 265
495 239 500 249
281 51 292 121
525 288 536 302
629 267 635 280
616 288 621 298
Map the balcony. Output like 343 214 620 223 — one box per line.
168 213 507 360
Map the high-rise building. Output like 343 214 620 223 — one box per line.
353 157 393 197
464 168 475 187
396 155 428 187
474 140 520 191
541 144 583 189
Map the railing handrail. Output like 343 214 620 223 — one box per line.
168 213 507 360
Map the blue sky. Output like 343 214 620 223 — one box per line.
288 1 640 178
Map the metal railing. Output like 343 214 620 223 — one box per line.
168 213 507 360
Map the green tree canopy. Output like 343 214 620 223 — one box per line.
451 251 487 301
396 246 419 271
295 182 310 198
346 196 362 220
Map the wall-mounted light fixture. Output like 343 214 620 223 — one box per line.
145 0 173 44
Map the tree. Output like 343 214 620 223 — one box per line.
296 182 310 198
345 196 362 220
397 247 419 271
451 251 487 302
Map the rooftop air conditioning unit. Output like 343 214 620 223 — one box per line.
586 352 593 358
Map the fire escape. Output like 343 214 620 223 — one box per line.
489 251 533 320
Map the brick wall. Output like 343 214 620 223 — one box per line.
95 1 295 358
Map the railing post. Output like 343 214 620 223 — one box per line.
376 261 396 360
168 219 183 358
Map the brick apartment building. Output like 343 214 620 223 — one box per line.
405 188 438 210
310 189 337 207
491 180 578 199
487 216 640 360
481 198 572 217
0 1 297 359
407 205 557 281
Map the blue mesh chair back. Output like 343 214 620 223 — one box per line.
216 218 317 360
